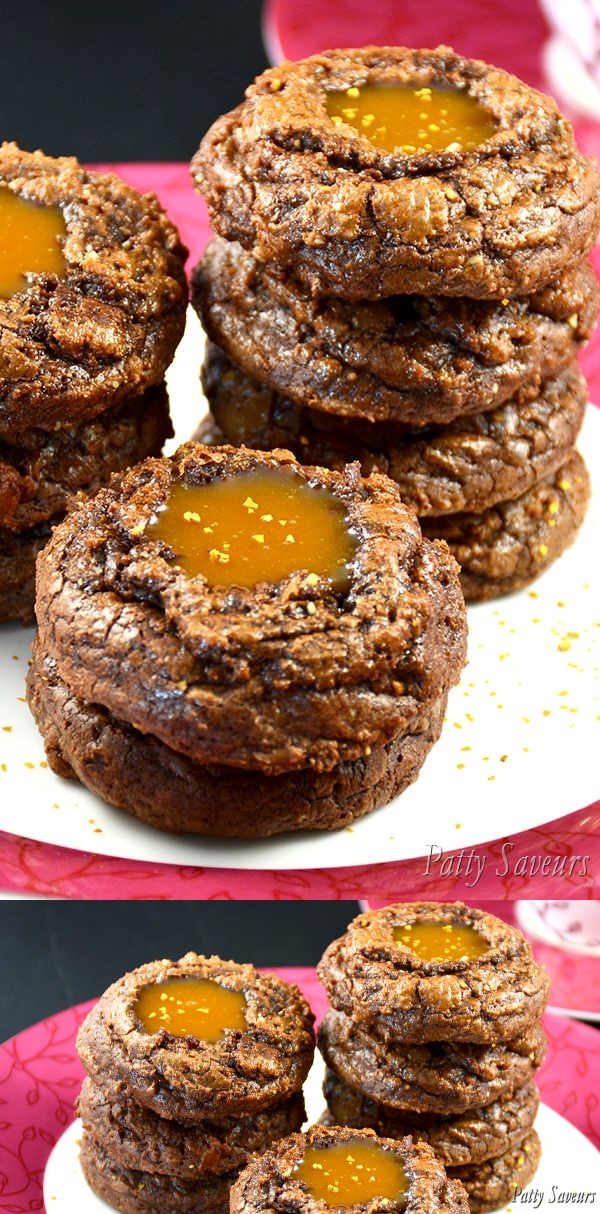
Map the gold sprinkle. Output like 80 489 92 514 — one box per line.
243 496 259 510
559 479 571 491
24 762 35 769
203 526 214 534
260 513 273 522
2 726 12 732
306 573 319 585
183 510 201 523
567 313 578 329
346 87 359 97
176 680 188 691
269 77 282 92
538 543 549 557
284 533 295 544
306 602 317 615
252 534 265 544
548 500 559 515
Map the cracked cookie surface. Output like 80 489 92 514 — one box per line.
318 1012 547 1115
318 903 550 1043
193 47 600 300
202 344 587 518
423 451 590 600
33 442 466 776
76 953 315 1122
194 239 596 426
229 1124 469 1214
0 143 187 434
26 641 448 836
322 1075 539 1166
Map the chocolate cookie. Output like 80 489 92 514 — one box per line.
0 521 50 624
77 1077 305 1178
229 1125 469 1214
202 344 587 517
317 903 550 1044
322 1076 539 1167
319 1013 547 1116
33 442 466 776
0 384 172 532
27 641 448 836
76 953 315 1122
447 1130 541 1213
0 143 187 434
423 451 590 600
79 1134 236 1214
193 47 600 300
194 239 596 426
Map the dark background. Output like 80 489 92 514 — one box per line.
2 0 268 162
0 901 359 1041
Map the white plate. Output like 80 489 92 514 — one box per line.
1 312 600 870
43 1082 599 1213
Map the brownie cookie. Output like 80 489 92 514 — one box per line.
193 47 600 300
0 143 187 433
319 1013 547 1115
322 1076 539 1167
0 384 172 532
229 1125 469 1214
79 1134 236 1214
76 953 315 1122
447 1130 541 1213
202 344 587 517
423 451 590 601
194 239 596 426
33 442 466 776
27 642 448 835
318 903 550 1044
0 522 50 624
77 1077 305 1178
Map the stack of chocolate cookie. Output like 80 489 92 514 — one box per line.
0 143 187 623
192 46 600 601
28 441 466 836
75 953 315 1214
317 903 550 1213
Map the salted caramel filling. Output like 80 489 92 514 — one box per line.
326 82 496 154
393 920 488 961
294 1139 409 1207
146 467 357 589
0 186 66 298
134 977 247 1041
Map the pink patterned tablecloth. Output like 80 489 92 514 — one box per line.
0 967 598 1213
1 0 600 899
